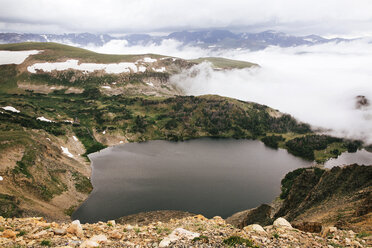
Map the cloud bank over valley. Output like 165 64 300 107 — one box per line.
85 38 372 143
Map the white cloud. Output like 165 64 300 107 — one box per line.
1 0 372 36
85 38 372 143
167 40 372 144
86 39 210 59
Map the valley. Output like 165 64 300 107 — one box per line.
0 42 370 246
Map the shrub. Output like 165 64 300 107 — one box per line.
40 240 51 246
261 135 285 149
223 236 258 247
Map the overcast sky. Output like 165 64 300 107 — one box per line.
0 0 371 37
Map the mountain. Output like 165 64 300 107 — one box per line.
0 30 352 50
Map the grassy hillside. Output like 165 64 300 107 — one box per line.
0 42 161 63
190 57 258 69
0 42 258 69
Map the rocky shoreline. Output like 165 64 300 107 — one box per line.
1 214 370 247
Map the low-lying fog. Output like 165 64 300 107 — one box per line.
86 39 372 144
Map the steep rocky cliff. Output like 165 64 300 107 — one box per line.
228 164 372 233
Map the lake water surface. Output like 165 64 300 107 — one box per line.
73 139 314 223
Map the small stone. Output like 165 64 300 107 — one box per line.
159 228 200 247
273 217 293 229
194 214 208 221
345 237 351 245
90 234 107 243
243 224 267 233
352 240 362 247
32 230 48 239
329 227 337 233
321 226 337 237
53 228 67 235
212 216 225 225
109 231 122 239
80 240 99 248
2 229 17 239
125 224 134 231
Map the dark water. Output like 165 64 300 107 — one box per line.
73 139 313 223
324 149 372 168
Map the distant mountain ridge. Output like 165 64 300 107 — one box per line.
0 30 353 50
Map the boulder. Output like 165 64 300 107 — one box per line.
109 231 122 239
159 228 200 247
212 216 225 225
321 226 337 237
67 220 84 238
273 217 292 229
194 214 208 221
243 224 267 233
2 229 17 238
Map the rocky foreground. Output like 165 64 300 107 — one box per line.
0 215 371 248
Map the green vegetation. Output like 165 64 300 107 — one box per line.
192 235 209 243
273 233 279 239
155 226 171 234
261 135 285 149
0 194 23 218
223 236 258 247
280 167 325 199
285 135 343 161
64 205 77 217
16 230 27 237
356 232 370 238
189 57 258 69
328 242 344 248
72 172 93 194
40 240 52 246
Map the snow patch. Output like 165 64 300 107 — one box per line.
0 176 3 181
146 82 154 87
2 106 20 113
119 141 123 144
143 57 157 63
101 86 111 89
46 138 51 141
0 50 39 65
37 116 54 122
27 59 139 74
138 65 147 72
61 146 74 158
72 136 78 141
102 130 106 134
152 67 166 72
